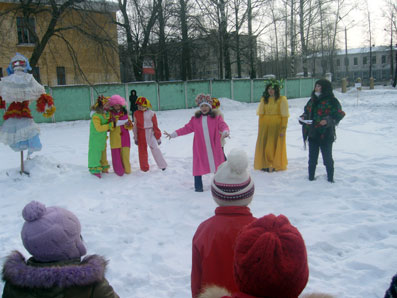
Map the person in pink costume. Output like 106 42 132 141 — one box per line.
133 96 167 172
108 95 133 176
164 93 230 192
191 149 256 298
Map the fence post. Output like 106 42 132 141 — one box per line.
284 79 288 98
299 79 302 97
124 83 129 110
90 86 94 106
157 82 161 111
231 79 234 100
250 79 253 103
48 87 56 123
184 81 188 109
210 79 213 96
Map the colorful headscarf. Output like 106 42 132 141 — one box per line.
136 96 152 109
195 93 212 108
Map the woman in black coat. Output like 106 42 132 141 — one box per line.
129 89 138 117
299 79 345 182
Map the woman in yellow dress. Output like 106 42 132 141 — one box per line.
254 79 289 172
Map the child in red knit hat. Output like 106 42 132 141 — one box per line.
191 149 256 298
198 214 335 298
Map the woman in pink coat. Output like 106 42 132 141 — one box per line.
165 94 229 192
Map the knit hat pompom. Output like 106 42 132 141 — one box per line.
227 149 249 175
22 201 46 222
211 149 254 207
234 214 309 298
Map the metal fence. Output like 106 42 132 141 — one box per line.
0 77 317 124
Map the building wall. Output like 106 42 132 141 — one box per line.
0 2 120 86
296 46 394 83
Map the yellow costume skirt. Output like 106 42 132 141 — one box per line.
254 114 287 171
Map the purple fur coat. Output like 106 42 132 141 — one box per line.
2 251 119 298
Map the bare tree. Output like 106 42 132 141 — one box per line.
179 0 192 80
156 0 170 81
0 0 119 84
230 0 247 77
117 0 160 81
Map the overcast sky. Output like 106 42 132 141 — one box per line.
345 0 391 49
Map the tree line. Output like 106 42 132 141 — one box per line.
1 0 395 83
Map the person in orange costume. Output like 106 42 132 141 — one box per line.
133 96 167 172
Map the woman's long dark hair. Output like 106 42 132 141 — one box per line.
311 79 335 100
263 83 281 104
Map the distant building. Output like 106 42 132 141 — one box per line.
0 0 120 86
119 32 257 82
187 33 257 80
296 46 395 83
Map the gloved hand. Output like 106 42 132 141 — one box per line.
157 139 161 145
134 139 138 146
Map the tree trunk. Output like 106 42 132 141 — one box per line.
299 0 308 77
247 0 256 78
290 0 295 77
179 0 191 80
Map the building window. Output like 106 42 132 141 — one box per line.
363 57 367 65
336 59 340 66
56 66 66 85
382 55 386 64
354 57 358 65
372 56 376 64
32 67 41 83
16 17 36 44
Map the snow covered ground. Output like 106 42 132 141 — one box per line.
0 86 396 298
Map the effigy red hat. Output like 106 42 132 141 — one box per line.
234 214 309 298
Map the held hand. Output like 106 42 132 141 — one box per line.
319 120 327 126
164 130 172 140
221 131 230 139
134 139 138 146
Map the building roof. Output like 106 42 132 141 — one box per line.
334 46 397 56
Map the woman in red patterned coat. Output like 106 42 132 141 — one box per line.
299 79 345 182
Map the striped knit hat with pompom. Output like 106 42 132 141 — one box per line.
211 149 254 206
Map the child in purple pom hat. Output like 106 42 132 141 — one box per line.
1 200 119 298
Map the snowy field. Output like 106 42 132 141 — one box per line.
0 86 396 298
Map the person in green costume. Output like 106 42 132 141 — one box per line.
88 95 113 178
